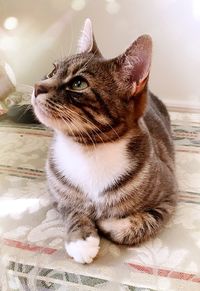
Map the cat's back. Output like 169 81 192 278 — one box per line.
143 93 174 158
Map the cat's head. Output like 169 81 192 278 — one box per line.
32 19 152 143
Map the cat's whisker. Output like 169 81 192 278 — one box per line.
59 107 97 150
46 100 94 148
78 49 98 72
106 123 120 140
49 93 119 142
62 106 106 145
58 47 65 63
60 103 119 142
47 100 103 142
70 116 97 150
66 22 74 58
45 102 76 138
61 114 86 145
69 117 97 150
55 104 105 139
60 115 76 139
60 113 93 149
47 98 117 145
15 103 33 122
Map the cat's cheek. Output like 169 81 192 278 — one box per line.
65 236 100 264
32 104 56 129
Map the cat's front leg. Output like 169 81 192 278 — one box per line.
97 203 175 245
59 206 100 264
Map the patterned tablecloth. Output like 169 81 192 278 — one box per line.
0 108 200 291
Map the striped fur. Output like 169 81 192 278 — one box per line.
32 21 177 263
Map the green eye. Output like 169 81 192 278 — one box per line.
69 77 88 91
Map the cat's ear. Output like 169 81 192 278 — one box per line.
114 35 152 119
77 18 102 56
116 35 152 95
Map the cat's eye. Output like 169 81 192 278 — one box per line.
68 77 88 91
46 63 57 79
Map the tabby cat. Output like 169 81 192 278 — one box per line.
32 19 177 264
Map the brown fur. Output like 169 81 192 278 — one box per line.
32 27 177 250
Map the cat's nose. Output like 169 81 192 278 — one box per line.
34 83 49 98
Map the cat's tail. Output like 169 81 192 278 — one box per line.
7 104 40 124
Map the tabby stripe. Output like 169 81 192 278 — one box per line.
63 91 85 103
80 107 104 128
147 209 164 221
48 159 68 187
48 157 79 192
71 60 89 75
106 160 145 192
71 122 127 144
91 88 115 121
58 206 78 219
68 219 80 233
79 70 96 78
72 99 99 112
106 135 151 191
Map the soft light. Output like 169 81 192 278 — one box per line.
4 63 16 86
106 1 120 14
193 0 200 21
0 36 19 51
0 198 40 217
71 0 86 11
3 17 18 30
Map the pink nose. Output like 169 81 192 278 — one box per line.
34 83 49 97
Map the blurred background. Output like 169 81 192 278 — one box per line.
0 0 200 108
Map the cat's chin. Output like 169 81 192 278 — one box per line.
32 105 77 135
32 103 57 129
32 99 58 130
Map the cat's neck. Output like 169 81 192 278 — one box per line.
54 130 131 154
52 131 135 200
53 117 148 153
60 121 131 145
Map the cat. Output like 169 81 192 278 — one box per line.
32 19 177 264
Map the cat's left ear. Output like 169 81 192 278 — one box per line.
115 35 152 95
113 35 152 119
77 18 102 56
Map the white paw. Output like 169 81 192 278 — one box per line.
65 236 100 264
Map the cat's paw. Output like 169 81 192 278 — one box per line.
65 236 100 264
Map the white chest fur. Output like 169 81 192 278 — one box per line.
53 133 132 201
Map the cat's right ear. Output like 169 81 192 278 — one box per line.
77 18 102 56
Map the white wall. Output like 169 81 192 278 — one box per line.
0 0 200 108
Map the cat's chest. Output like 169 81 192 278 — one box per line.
53 134 131 201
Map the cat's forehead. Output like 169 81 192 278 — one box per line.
57 53 100 78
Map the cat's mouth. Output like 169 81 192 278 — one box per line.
32 91 59 126
32 92 83 133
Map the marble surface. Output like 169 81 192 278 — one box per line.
0 108 200 290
